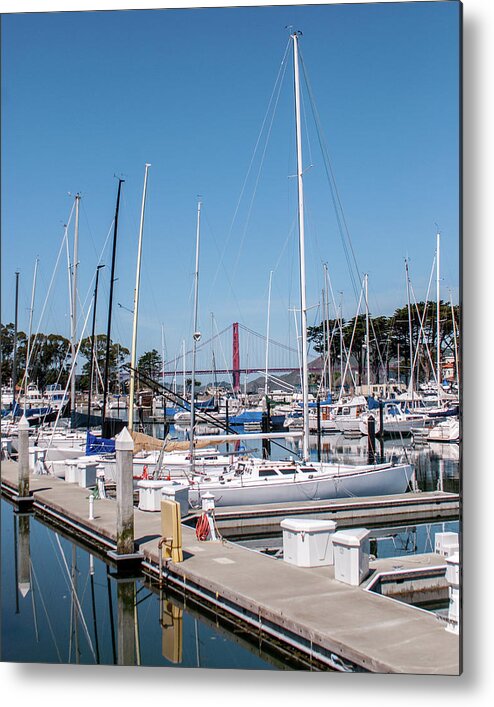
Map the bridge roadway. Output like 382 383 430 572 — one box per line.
1 461 460 674
160 366 322 376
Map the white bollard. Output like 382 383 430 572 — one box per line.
89 494 94 520
96 465 107 499
201 492 217 541
201 492 215 512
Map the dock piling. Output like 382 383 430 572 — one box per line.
17 416 32 504
115 427 135 555
367 415 376 463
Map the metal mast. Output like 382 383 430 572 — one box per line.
436 229 441 406
264 270 273 398
365 273 371 392
324 264 332 395
189 199 202 475
292 31 310 462
87 265 104 425
128 163 151 432
70 194 81 422
102 178 124 429
12 272 19 405
405 258 414 401
24 257 39 406
182 339 186 399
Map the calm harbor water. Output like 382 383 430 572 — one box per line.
0 498 280 669
1 426 459 669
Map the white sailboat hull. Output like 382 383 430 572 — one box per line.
188 462 413 507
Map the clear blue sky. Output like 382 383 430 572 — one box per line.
1 1 460 372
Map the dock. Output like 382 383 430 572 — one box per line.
1 460 460 673
204 491 459 538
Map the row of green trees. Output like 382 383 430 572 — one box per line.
1 299 460 394
307 301 460 387
0 325 164 394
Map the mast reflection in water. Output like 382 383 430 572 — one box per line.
1 499 283 669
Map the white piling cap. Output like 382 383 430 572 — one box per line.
115 426 134 452
18 415 30 431
18 582 31 598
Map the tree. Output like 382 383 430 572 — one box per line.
306 301 461 389
79 334 129 393
307 318 345 388
15 332 70 389
137 349 162 382
1 323 15 383
185 378 201 392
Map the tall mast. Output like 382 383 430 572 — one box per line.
87 265 104 425
321 286 327 396
70 194 81 423
339 292 344 389
189 199 202 475
292 31 310 462
365 273 371 392
405 258 414 400
128 163 151 432
264 270 273 398
436 228 441 405
24 257 39 406
324 264 331 395
450 290 459 390
182 339 186 400
102 178 124 429
161 323 165 391
12 271 19 405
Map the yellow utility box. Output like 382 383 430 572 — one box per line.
160 499 183 563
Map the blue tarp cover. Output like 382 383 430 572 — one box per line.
86 432 115 456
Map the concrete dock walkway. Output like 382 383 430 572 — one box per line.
1 460 460 674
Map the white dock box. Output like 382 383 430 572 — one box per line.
50 460 67 478
445 552 460 633
77 462 97 488
435 532 459 557
2 438 13 458
280 518 337 567
65 460 79 483
29 446 46 471
332 528 370 586
161 482 190 517
138 480 171 512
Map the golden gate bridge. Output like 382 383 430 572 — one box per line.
161 322 322 390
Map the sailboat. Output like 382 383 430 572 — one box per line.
184 32 413 507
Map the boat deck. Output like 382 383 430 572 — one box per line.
1 460 460 673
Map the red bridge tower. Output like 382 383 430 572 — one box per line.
232 322 240 392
